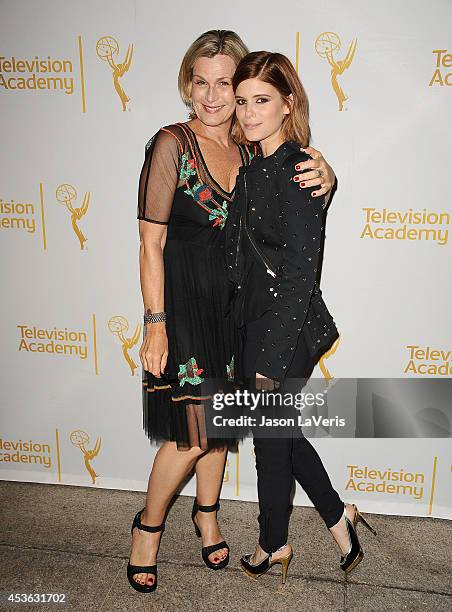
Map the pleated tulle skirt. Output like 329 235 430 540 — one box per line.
142 238 241 451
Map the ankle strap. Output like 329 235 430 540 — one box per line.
134 508 165 533
195 500 220 513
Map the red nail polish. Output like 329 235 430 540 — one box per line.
294 176 299 182
300 182 305 187
312 192 317 196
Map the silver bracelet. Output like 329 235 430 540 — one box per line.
144 311 166 324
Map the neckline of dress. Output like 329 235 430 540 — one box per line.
181 123 245 197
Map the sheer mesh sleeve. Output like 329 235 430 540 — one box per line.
137 128 181 225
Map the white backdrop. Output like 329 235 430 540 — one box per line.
1 0 451 520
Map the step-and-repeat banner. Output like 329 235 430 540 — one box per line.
1 0 451 520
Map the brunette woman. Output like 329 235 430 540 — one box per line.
227 51 377 584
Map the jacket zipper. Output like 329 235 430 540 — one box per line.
234 214 242 272
243 174 277 278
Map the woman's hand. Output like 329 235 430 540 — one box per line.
139 322 168 378
293 145 335 200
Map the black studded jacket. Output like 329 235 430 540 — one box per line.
226 140 339 382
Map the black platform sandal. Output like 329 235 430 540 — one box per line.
127 507 165 593
340 503 377 574
191 498 230 570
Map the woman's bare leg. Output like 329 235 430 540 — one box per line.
130 441 204 587
193 446 229 563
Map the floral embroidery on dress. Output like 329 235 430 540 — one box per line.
184 182 229 230
177 124 242 231
179 152 197 181
209 201 228 230
178 357 204 387
226 355 234 382
185 182 213 203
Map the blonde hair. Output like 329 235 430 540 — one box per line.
178 30 249 118
231 51 311 147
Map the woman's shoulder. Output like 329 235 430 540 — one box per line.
160 122 189 141
144 122 188 156
279 141 311 170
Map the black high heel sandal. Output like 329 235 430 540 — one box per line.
240 546 293 584
191 498 230 570
127 507 165 593
340 503 377 574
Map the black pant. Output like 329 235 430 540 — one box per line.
243 312 344 553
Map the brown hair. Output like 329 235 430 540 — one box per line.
178 30 249 118
231 51 310 147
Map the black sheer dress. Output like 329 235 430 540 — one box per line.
137 122 255 450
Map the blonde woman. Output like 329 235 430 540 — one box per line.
128 31 336 593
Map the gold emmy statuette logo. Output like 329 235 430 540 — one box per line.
55 184 90 249
319 336 341 381
108 315 142 376
315 32 357 111
96 36 133 111
70 429 101 484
